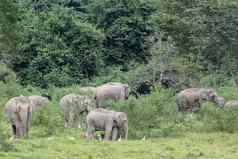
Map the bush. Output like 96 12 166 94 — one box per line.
0 64 16 83
199 104 238 133
31 102 64 137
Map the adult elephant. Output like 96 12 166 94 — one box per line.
28 95 50 112
95 82 130 107
59 94 96 128
176 88 225 112
4 95 50 139
86 108 128 141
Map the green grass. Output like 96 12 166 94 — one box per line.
0 131 238 159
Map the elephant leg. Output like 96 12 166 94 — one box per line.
68 111 75 128
64 114 69 128
97 101 102 108
111 127 119 141
15 120 25 138
104 126 113 141
86 125 95 139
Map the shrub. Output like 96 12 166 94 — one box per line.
0 64 16 83
199 104 238 133
31 102 64 137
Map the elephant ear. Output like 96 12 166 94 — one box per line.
113 113 126 127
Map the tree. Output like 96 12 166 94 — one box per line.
154 0 238 74
0 0 19 55
86 0 158 67
12 6 104 88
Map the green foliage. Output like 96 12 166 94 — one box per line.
199 104 238 133
32 102 64 137
0 0 19 53
12 6 104 87
0 123 13 152
0 63 16 83
155 0 238 75
86 0 157 66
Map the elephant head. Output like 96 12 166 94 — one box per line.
214 96 225 107
113 112 128 139
123 84 130 100
200 88 225 107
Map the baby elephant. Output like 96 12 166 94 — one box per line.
224 100 238 108
86 108 128 141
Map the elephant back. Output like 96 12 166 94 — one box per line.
59 93 96 112
96 84 127 98
224 100 238 108
28 95 49 112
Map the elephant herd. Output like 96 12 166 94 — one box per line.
4 82 129 140
3 82 238 141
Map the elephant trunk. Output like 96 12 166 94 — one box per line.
214 96 225 108
122 121 128 139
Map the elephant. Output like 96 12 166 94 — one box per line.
28 95 50 112
86 108 128 141
95 82 130 107
4 95 50 139
59 94 96 128
176 88 225 112
224 100 238 108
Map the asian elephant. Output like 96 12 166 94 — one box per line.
4 95 50 139
95 82 130 107
28 95 50 112
86 108 128 141
59 94 96 128
224 100 238 108
176 88 225 112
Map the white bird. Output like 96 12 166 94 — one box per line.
118 135 122 142
142 136 146 141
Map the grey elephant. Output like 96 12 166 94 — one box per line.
4 95 50 139
176 88 225 112
28 95 50 112
86 108 128 141
59 94 96 128
95 82 130 107
224 100 238 108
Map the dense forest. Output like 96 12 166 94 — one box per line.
1 0 238 89
0 0 238 158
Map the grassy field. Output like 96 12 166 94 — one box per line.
0 131 237 159
1 84 238 159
